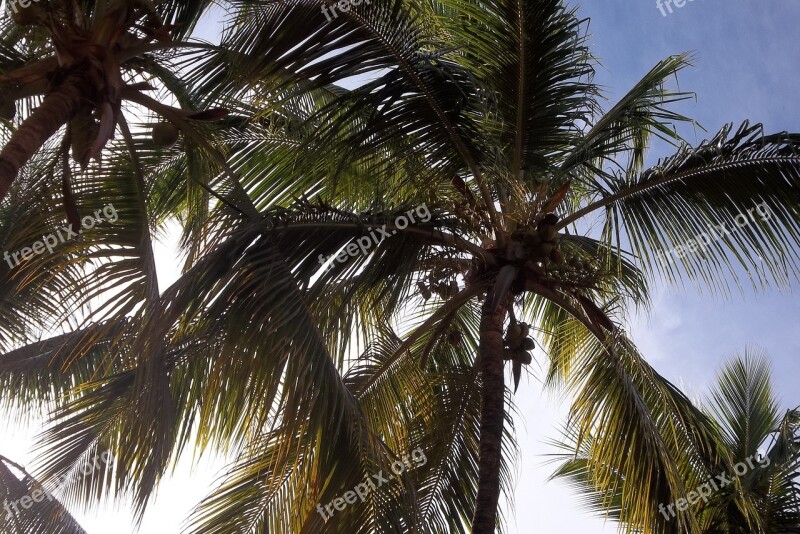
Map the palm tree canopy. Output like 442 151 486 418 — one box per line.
0 1 799 533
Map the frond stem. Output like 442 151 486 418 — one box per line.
557 156 800 229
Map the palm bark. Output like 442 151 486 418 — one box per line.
0 75 86 202
472 296 508 533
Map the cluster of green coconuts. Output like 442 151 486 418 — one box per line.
506 213 562 265
503 322 534 365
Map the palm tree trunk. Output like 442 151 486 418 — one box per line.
0 75 86 202
472 297 508 533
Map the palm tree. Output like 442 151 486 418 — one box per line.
1 1 800 532
0 0 231 204
552 349 800 533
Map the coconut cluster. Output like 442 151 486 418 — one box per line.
505 213 561 268
541 252 600 285
503 322 534 365
418 269 459 300
494 213 599 288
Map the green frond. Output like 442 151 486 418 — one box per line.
537 296 723 532
561 54 696 178
708 348 780 459
563 122 800 296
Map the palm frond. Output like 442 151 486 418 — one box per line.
0 455 87 534
561 122 800 296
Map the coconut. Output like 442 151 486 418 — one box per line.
448 330 463 346
550 249 564 264
519 323 530 338
152 122 180 147
539 242 554 257
503 349 515 361
0 99 15 121
505 241 526 262
417 281 431 300
515 350 532 365
538 225 557 242
520 337 535 350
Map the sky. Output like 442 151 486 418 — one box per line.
5 1 800 533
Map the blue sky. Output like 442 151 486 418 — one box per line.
6 1 800 532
